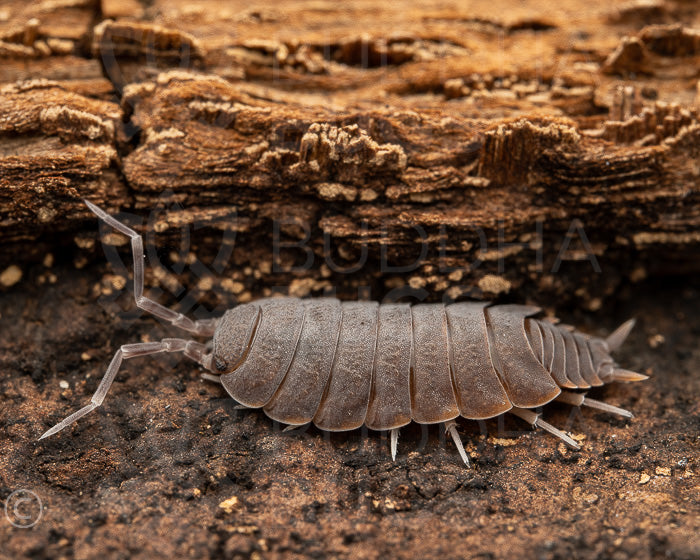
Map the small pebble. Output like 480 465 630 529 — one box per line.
583 493 599 504
59 380 69 389
478 274 511 295
648 334 665 348
197 276 214 291
219 496 240 514
0 265 22 287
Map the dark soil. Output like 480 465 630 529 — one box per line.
0 255 698 559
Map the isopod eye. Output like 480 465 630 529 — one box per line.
214 357 227 372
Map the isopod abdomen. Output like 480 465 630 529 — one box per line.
40 201 648 467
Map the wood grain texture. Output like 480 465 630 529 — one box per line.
0 2 698 307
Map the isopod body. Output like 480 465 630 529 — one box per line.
40 201 648 467
212 298 638 432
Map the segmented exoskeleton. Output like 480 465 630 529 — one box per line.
40 201 647 467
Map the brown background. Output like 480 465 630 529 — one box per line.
0 0 699 558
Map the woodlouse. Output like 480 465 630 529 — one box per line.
40 201 648 466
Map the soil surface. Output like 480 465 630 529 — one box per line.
0 257 698 559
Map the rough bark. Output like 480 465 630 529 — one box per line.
0 1 698 559
0 0 699 305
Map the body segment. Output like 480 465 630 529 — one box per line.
365 303 412 430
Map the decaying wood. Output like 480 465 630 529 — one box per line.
0 1 699 307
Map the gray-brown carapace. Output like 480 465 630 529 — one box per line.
39 201 648 467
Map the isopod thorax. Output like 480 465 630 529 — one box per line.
40 201 648 466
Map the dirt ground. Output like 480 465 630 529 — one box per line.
0 255 698 559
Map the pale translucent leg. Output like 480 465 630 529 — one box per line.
390 428 399 461
39 338 211 440
583 397 633 418
85 200 218 337
444 420 471 467
511 407 580 449
556 390 633 418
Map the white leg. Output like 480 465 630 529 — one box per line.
511 407 580 449
390 428 399 461
444 420 471 467
39 338 212 440
583 397 633 418
556 390 633 418
85 200 218 337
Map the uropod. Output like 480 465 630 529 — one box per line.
40 201 648 467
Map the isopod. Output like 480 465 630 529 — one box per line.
40 201 648 467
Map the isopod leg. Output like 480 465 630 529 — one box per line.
510 407 580 449
535 418 580 450
444 420 471 467
556 390 634 418
84 200 217 337
39 338 212 440
390 428 399 461
583 397 633 418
